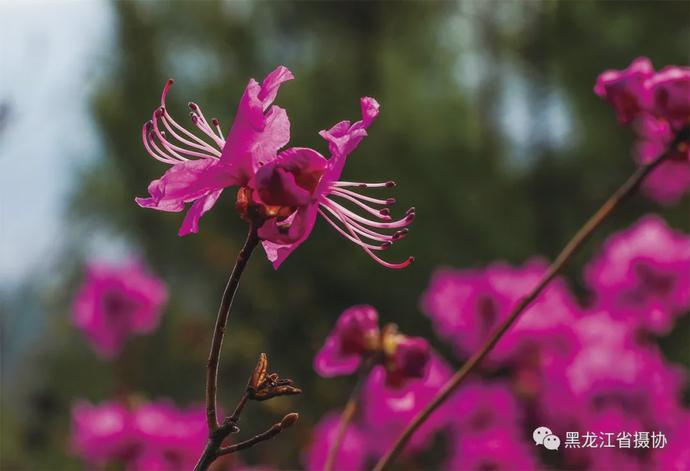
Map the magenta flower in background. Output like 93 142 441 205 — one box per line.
594 56 654 124
130 402 207 471
421 259 581 365
595 58 690 204
71 399 209 471
314 305 380 377
446 429 538 471
314 305 430 387
361 353 453 456
448 380 522 438
72 259 168 358
584 215 690 334
137 66 414 269
304 413 367 471
71 400 132 467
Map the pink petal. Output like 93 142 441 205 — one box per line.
178 189 224 236
260 206 319 269
221 66 294 178
135 159 237 212
313 335 362 377
318 96 380 184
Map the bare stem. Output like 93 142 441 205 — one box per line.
206 226 259 432
217 413 300 456
324 357 375 471
193 226 259 471
372 126 689 471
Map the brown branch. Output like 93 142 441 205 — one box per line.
372 126 689 471
205 226 259 432
217 413 300 457
324 357 375 471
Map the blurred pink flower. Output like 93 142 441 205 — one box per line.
304 413 367 471
361 353 453 456
584 215 690 334
130 401 207 471
314 305 430 387
634 115 690 204
595 58 690 204
73 259 168 358
647 65 690 129
446 429 538 471
137 67 413 269
71 400 132 466
594 57 654 124
71 399 210 471
448 380 522 437
421 259 581 365
314 305 380 377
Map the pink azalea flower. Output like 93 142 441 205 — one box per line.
314 305 380 377
71 400 132 466
565 311 686 431
421 259 581 365
595 58 690 204
652 413 690 471
446 429 538 471
647 65 690 129
304 413 367 471
594 56 654 124
72 259 168 359
634 115 690 204
584 215 690 334
361 353 453 456
314 305 430 387
136 66 414 269
130 401 207 471
447 380 522 437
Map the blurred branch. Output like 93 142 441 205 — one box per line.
324 356 375 471
372 125 690 471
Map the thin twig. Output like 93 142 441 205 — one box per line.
372 126 689 471
194 226 260 471
206 225 259 432
324 357 376 471
217 413 300 456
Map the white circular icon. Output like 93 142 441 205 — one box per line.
543 434 561 450
532 426 553 445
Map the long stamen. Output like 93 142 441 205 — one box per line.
328 207 413 269
212 118 224 141
150 112 192 161
147 130 188 162
323 199 414 230
330 187 396 206
160 112 221 157
317 209 389 251
332 181 396 189
160 80 222 149
142 122 180 164
329 190 392 220
189 103 226 148
320 204 393 243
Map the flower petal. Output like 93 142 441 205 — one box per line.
135 159 238 213
318 96 380 184
178 189 224 236
260 205 319 269
221 66 294 178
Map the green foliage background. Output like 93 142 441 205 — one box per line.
3 1 688 469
